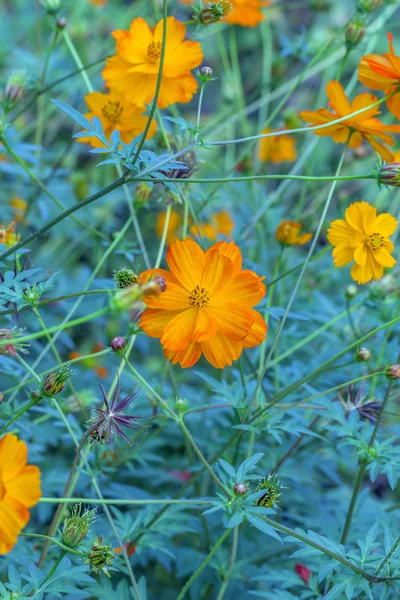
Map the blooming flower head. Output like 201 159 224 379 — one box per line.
10 196 28 223
358 33 400 119
156 209 234 244
0 433 41 554
0 221 19 248
138 239 267 368
300 80 400 161
103 17 203 109
276 220 312 246
224 0 270 27
79 90 157 149
258 128 297 164
327 201 397 284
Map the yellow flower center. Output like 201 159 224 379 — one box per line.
147 41 162 62
102 101 123 122
189 285 210 310
367 233 384 252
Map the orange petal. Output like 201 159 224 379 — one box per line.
164 341 202 368
209 303 254 341
139 308 181 338
242 310 268 348
326 81 351 116
166 239 205 292
0 434 27 481
214 270 266 307
201 331 243 369
210 241 242 274
5 465 41 509
160 308 197 352
201 249 233 294
193 310 218 342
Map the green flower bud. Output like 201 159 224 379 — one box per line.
110 284 144 312
134 183 152 207
359 0 384 12
345 19 366 47
38 0 61 13
42 365 74 397
385 363 400 380
356 347 371 362
113 268 139 289
86 536 115 576
254 474 282 508
378 162 400 187
62 504 97 549
193 0 232 25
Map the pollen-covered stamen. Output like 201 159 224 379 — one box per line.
189 285 210 309
367 233 384 251
147 41 162 62
102 101 123 122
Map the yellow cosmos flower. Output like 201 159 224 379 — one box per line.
327 201 398 284
300 80 400 162
139 239 267 368
225 0 270 27
276 220 312 246
79 90 157 149
0 433 42 554
358 33 400 119
103 17 203 109
258 128 297 164
10 196 28 223
0 222 20 248
156 209 234 244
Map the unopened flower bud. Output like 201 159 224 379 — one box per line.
385 363 400 380
254 474 282 508
359 0 384 11
194 0 232 25
154 275 167 292
345 284 358 299
345 19 366 47
176 397 187 410
42 365 74 397
85 536 115 576
356 347 371 362
56 17 67 29
134 183 152 207
62 504 97 549
378 163 400 187
4 71 27 109
113 268 139 289
110 336 126 354
38 0 61 13
233 482 248 496
198 66 215 82
110 284 144 311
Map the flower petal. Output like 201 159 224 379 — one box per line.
209 303 254 341
201 331 243 368
164 341 202 368
193 310 218 342
140 308 181 338
0 434 27 481
160 308 197 352
242 310 268 348
201 249 233 294
166 239 205 292
326 81 351 115
372 213 398 237
5 466 41 508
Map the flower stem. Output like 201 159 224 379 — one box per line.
0 396 42 437
155 204 171 268
42 550 67 585
61 30 94 93
194 81 206 142
176 528 232 600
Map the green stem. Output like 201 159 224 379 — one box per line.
39 497 213 505
0 307 108 348
0 176 126 263
124 357 177 419
180 419 232 498
62 30 94 93
155 204 171 268
0 396 42 437
20 533 86 556
129 173 374 185
340 464 367 545
42 550 67 584
176 529 232 600
195 81 206 142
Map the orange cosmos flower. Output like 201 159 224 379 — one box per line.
0 433 41 554
0 222 19 248
103 17 203 109
300 80 400 161
79 91 157 149
258 127 297 164
276 220 312 246
156 210 234 244
358 33 400 119
225 0 270 27
138 239 267 368
327 201 397 284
